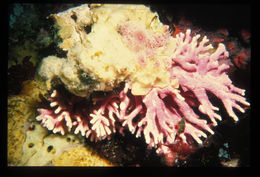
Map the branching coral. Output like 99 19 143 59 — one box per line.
170 29 250 125
36 4 250 166
37 41 250 151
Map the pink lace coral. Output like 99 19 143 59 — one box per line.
36 29 250 162
170 29 250 125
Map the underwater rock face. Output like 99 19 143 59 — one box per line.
36 4 250 166
7 79 113 166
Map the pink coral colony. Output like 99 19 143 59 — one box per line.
36 28 250 165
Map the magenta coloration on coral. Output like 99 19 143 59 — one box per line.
170 29 250 125
36 29 250 160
